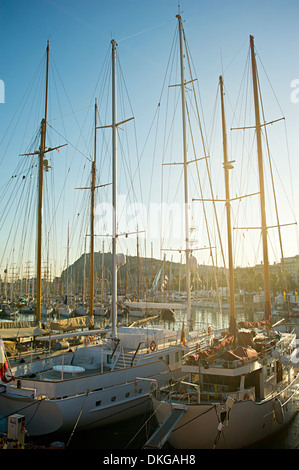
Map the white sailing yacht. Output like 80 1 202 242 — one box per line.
145 25 299 450
0 39 210 438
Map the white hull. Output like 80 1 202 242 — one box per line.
0 360 181 436
0 325 205 437
20 306 32 314
71 306 87 317
128 310 143 318
41 306 52 317
152 375 299 449
93 306 107 316
58 306 71 318
2 309 19 318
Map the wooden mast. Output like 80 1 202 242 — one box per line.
36 41 49 325
66 222 69 305
177 14 192 333
89 99 97 321
250 35 271 322
219 75 236 336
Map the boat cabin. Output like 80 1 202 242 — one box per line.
174 329 297 403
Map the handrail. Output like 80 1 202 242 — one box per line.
111 338 120 359
110 347 122 371
131 342 142 366
131 333 180 363
260 371 299 404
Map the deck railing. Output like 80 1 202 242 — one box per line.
159 381 256 404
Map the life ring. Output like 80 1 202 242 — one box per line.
150 341 157 352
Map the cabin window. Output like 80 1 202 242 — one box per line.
111 396 116 402
175 351 179 362
165 355 169 365
107 355 112 364
138 388 143 394
125 392 130 398
96 400 101 406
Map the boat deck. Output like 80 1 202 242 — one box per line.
31 364 110 381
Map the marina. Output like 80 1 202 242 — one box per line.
0 305 299 449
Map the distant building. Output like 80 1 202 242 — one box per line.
283 255 299 284
253 255 299 285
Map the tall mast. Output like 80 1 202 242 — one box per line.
101 241 105 306
36 41 49 325
111 39 118 339
66 222 69 304
177 14 192 332
96 40 131 336
219 76 236 336
89 99 97 321
44 41 49 124
250 35 271 322
83 236 87 305
137 227 140 301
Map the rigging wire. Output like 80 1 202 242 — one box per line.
117 20 174 44
183 36 227 301
0 53 46 168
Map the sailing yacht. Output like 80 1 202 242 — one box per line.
0 38 209 438
145 29 299 450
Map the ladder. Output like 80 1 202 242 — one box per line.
143 407 186 449
113 352 135 369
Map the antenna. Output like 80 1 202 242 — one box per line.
178 2 183 16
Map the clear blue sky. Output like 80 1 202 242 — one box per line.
0 0 298 277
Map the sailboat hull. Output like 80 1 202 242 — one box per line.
0 392 63 436
0 384 151 436
0 359 183 437
151 376 299 449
